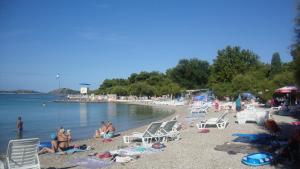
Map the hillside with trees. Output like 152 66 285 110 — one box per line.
95 45 296 102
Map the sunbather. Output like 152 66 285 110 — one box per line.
57 128 72 149
103 122 116 139
94 121 108 138
39 139 60 154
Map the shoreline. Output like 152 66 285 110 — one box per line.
6 101 298 169
38 102 187 168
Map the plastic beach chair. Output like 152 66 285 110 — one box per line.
123 122 163 146
2 138 40 169
159 120 180 141
196 111 229 129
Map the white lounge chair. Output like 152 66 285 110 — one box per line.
123 122 163 146
196 111 229 129
1 138 40 169
160 120 180 141
236 107 269 125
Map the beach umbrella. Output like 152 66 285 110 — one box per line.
275 86 300 94
194 95 206 101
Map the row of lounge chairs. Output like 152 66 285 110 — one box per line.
123 119 180 146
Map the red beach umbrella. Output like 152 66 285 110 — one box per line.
275 86 300 94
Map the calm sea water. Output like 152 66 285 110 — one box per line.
0 94 173 153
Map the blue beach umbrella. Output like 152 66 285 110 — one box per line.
194 95 206 101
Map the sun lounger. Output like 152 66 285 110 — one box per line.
1 138 40 169
196 111 229 129
236 107 269 125
159 120 180 141
123 122 163 146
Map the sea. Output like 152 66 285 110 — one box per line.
0 94 173 153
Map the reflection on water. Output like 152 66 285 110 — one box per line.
16 131 23 139
79 103 88 127
0 94 174 153
107 103 117 117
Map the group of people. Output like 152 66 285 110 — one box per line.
39 121 116 154
94 121 116 139
39 127 74 154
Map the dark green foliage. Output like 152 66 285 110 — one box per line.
209 46 260 98
209 46 259 83
166 58 210 89
96 71 181 97
269 52 282 78
291 3 300 86
95 45 296 101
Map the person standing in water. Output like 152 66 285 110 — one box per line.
16 116 23 132
16 116 23 139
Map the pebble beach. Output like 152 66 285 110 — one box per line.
36 102 300 169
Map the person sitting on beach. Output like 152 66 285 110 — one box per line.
94 121 107 138
103 122 116 139
57 127 72 149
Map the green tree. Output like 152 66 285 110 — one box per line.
291 3 300 85
166 58 210 89
110 86 129 96
269 52 282 78
209 46 259 83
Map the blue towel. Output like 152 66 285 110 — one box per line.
232 133 273 145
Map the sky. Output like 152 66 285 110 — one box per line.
0 0 298 92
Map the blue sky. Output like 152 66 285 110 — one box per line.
0 0 297 92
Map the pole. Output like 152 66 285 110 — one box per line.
56 73 61 89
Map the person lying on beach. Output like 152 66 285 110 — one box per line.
94 121 107 138
38 140 79 155
57 128 72 149
39 140 59 154
103 122 116 139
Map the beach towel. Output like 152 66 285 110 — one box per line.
56 148 86 155
68 158 112 169
291 121 300 126
198 128 210 133
98 152 112 159
115 156 133 163
110 146 163 156
232 133 274 145
102 138 113 143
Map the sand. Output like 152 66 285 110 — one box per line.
37 102 298 169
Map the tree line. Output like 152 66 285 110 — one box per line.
95 45 296 101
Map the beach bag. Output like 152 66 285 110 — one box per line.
152 142 165 149
78 144 87 150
